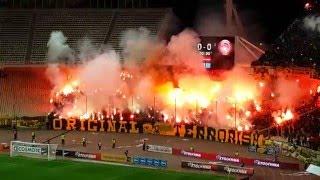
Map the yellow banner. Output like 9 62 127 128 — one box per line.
156 122 176 136
101 153 127 163
52 118 265 147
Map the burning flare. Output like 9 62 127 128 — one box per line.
273 109 294 125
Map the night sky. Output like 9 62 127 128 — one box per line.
172 0 309 43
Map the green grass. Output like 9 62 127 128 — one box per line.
0 154 231 180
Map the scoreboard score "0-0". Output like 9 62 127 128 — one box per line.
198 36 235 70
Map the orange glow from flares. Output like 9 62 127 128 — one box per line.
273 109 294 125
237 126 243 131
50 62 317 133
152 74 260 126
233 88 254 102
255 104 262 112
60 80 79 96
79 112 90 119
258 81 265 88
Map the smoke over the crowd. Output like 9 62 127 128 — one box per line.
275 77 303 108
46 31 73 92
46 28 316 129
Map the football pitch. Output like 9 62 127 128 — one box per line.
0 154 231 180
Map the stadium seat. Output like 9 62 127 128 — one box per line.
0 10 32 64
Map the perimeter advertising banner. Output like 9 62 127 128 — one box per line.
55 150 76 158
215 155 241 163
146 145 172 154
212 164 254 175
181 161 212 171
173 148 300 170
132 156 167 168
74 151 101 160
181 160 254 175
253 159 280 168
173 149 216 160
52 118 265 147
12 145 42 155
101 153 128 163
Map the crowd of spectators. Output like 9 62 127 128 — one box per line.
267 107 320 151
251 13 320 150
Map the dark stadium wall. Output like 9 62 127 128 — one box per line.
1 0 173 9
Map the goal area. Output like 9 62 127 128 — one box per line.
10 141 58 160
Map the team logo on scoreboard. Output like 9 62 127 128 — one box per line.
198 36 235 70
218 39 232 56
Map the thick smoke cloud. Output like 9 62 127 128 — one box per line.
47 31 74 62
77 50 122 112
304 16 320 32
120 27 158 64
119 28 204 110
77 37 99 62
46 31 74 91
46 31 122 114
165 29 204 73
275 77 302 108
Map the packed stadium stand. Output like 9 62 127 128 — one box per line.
252 14 320 69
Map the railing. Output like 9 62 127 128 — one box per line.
42 129 73 144
104 11 117 44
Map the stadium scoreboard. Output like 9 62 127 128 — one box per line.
198 36 235 70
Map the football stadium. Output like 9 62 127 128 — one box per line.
0 0 320 179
